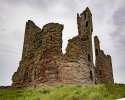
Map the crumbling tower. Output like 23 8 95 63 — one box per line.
94 36 114 84
12 20 42 87
12 21 64 87
60 7 95 84
77 7 93 62
21 20 43 61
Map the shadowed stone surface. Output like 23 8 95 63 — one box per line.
12 7 114 88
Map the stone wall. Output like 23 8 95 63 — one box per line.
35 23 63 87
94 36 114 84
59 59 95 84
59 35 95 84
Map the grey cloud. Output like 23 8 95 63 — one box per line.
1 0 77 12
112 6 125 47
109 3 125 83
1 0 54 12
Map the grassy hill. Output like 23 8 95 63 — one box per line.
0 84 125 100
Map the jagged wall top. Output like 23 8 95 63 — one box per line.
77 7 93 38
94 36 114 84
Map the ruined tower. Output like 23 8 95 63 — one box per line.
12 21 64 87
12 20 42 87
59 7 95 84
94 36 114 84
12 7 114 88
77 7 93 62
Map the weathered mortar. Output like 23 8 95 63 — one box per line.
12 20 42 87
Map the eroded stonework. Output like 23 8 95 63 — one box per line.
12 7 114 88
94 36 114 84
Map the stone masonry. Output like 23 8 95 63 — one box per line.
94 36 114 84
12 7 114 88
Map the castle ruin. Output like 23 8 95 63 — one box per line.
12 7 114 88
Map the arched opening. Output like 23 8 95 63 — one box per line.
86 21 88 28
88 54 91 62
96 49 98 56
90 70 93 81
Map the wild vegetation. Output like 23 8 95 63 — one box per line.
0 84 125 100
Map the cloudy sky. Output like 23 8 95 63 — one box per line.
0 0 125 86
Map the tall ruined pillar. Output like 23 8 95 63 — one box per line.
94 36 101 83
94 36 114 84
12 20 42 87
107 55 114 83
77 7 93 62
22 20 42 60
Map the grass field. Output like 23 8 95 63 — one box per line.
0 83 125 100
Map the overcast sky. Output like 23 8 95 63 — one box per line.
0 0 125 86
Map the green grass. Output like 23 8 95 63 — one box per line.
0 84 125 100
